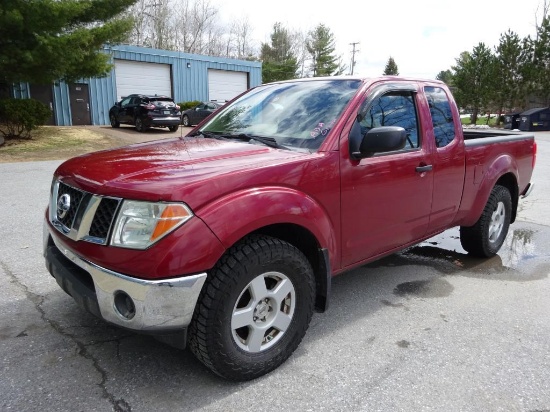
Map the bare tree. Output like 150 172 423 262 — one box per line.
233 17 255 59
535 0 550 29
290 29 309 77
173 0 219 54
126 0 150 46
224 21 238 58
127 0 175 49
204 25 227 56
533 0 550 56
150 0 174 50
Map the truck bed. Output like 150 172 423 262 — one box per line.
463 129 534 146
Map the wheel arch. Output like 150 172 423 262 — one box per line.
458 154 519 227
196 188 336 313
495 172 519 223
251 223 331 313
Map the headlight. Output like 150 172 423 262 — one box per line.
111 201 193 249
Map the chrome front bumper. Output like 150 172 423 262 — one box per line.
44 222 206 333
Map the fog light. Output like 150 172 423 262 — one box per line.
114 291 136 320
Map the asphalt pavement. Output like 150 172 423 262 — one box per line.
1 131 549 412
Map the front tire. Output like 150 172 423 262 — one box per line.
460 185 512 257
109 113 120 128
182 115 190 127
188 235 315 381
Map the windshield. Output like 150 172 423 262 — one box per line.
200 79 362 151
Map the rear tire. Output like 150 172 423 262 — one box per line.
188 235 315 381
135 117 146 132
168 125 179 132
460 185 512 257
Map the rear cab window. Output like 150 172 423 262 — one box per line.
424 86 455 148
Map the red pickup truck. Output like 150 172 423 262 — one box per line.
44 77 536 381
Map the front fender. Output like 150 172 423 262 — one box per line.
196 186 337 263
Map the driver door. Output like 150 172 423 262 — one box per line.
117 96 133 123
340 85 434 267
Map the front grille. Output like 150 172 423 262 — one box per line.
89 198 119 238
57 182 85 228
50 181 121 245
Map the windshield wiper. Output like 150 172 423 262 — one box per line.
189 130 228 140
228 133 291 150
190 131 290 150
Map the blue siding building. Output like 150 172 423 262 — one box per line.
15 45 262 126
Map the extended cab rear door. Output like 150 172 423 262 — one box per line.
340 82 434 267
421 85 466 234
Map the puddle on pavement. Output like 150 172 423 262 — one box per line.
396 340 410 348
393 278 454 298
367 223 550 282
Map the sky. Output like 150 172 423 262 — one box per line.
214 0 547 79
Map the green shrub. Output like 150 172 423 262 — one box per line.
177 100 202 110
0 98 51 139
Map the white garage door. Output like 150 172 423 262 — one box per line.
114 60 172 100
208 70 248 102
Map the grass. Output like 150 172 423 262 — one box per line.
0 126 114 162
460 115 499 126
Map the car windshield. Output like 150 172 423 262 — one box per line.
199 79 362 151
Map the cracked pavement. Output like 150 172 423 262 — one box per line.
1 133 550 411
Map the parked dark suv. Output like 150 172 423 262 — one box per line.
109 94 181 132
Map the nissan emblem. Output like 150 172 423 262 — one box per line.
57 194 71 219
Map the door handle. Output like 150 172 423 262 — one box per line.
415 165 433 173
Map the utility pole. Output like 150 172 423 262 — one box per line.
349 42 359 75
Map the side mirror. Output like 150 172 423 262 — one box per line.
350 123 407 159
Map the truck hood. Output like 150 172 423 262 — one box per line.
55 137 309 206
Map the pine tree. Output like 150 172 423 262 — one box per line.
452 43 497 124
436 70 454 84
0 0 137 85
306 24 346 77
494 30 531 112
383 57 399 75
532 16 550 103
260 23 299 83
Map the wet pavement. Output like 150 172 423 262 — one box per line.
0 131 549 411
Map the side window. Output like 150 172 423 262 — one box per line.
359 91 419 149
425 86 455 148
120 97 131 107
133 97 144 105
